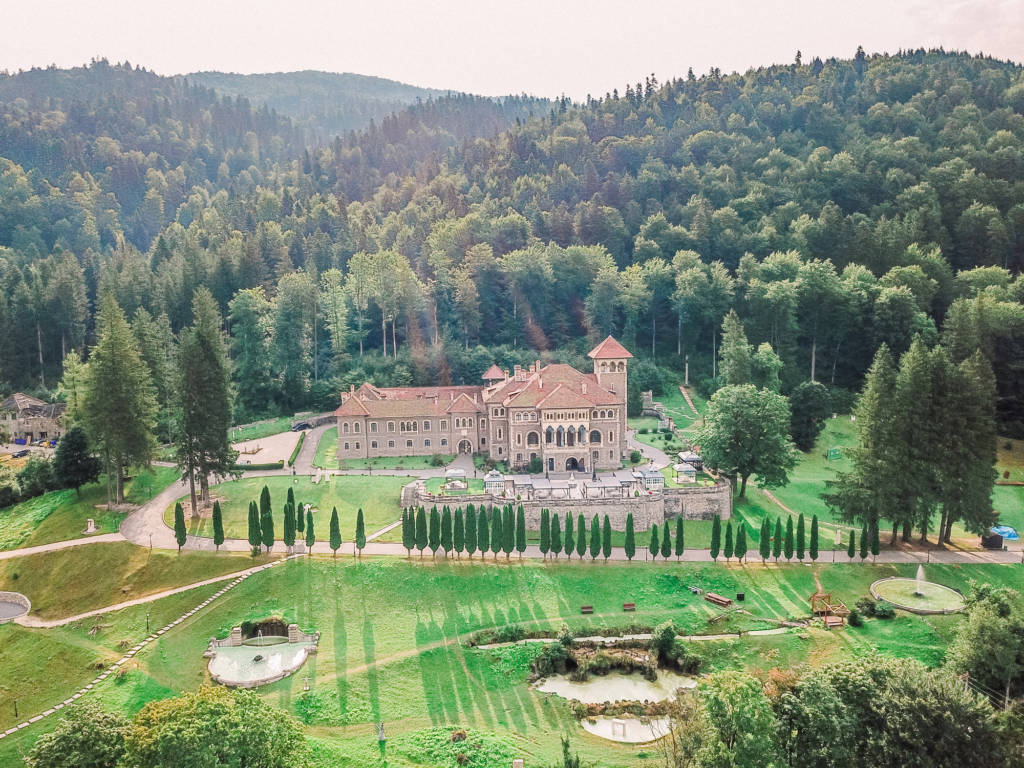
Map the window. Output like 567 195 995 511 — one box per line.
545 426 553 444
481 437 486 445
406 439 413 448
355 442 360 449
344 442 350 450
370 422 378 433
610 450 614 458
441 420 448 430
354 422 361 433
497 429 502 439
497 447 502 454
387 422 395 432
371 441 378 449
516 453 522 462
388 440 395 448
480 418 486 427
527 431 539 446
493 408 499 416
423 420 430 431
590 430 601 444
515 413 522 422
342 423 349 434
441 439 448 446
516 433 522 445
608 431 614 443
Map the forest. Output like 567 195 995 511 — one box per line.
0 49 1023 435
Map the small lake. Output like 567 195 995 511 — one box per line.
534 670 697 703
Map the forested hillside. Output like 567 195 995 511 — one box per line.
1 50 1023 434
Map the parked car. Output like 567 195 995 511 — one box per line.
11 449 29 458
291 421 311 431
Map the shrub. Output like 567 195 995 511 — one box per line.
531 642 570 677
855 597 878 616
847 609 863 627
430 453 446 467
287 432 305 466
629 450 642 464
639 428 649 434
874 602 896 619
651 620 678 664
671 640 704 673
0 484 16 508
232 460 285 471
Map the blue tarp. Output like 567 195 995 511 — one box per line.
991 525 1019 541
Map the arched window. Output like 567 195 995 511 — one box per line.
567 429 575 447
354 422 361 433
592 410 598 418
516 433 522 445
527 431 539 446
545 427 553 444
342 423 349 434
608 431 614 443
556 426 565 447
590 430 601 444
578 426 586 444
601 362 608 372
344 442 350 450
617 361 625 372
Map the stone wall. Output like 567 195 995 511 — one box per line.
663 482 732 521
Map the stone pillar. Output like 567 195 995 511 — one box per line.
288 623 300 643
229 627 242 646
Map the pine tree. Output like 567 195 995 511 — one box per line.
416 506 427 557
305 508 315 553
675 517 684 561
465 505 477 558
401 508 414 556
710 516 722 561
734 525 747 563
589 514 601 560
847 529 856 560
723 521 734 561
539 508 550 559
453 507 465 557
773 518 783 561
174 501 186 552
784 517 794 560
661 522 672 559
575 513 586 559
859 521 869 561
551 513 562 558
809 515 819 561
650 523 659 560
286 487 296 520
212 501 224 551
329 507 341 557
515 505 527 558
796 513 806 561
759 518 770 563
296 500 304 534
440 506 453 556
870 520 880 562
429 506 441 557
247 501 260 553
283 501 295 550
564 512 574 560
260 498 274 553
503 505 515 560
491 506 503 560
355 508 366 556
51 425 100 496
624 513 635 560
476 505 488 559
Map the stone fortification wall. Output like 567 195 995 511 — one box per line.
663 481 732 521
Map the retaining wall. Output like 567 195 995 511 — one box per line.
0 591 31 624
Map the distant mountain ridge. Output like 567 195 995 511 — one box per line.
186 70 456 140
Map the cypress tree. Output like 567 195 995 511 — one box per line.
710 516 722 561
859 521 869 561
260 501 274 553
589 513 601 560
551 513 562 558
649 523 659 560
440 506 453 556
515 505 527 558
847 529 856 560
624 513 635 561
772 518 783 561
539 508 550 559
809 515 819 561
465 505 477 558
564 512 575 560
602 515 612 561
329 506 341 557
212 500 224 551
283 501 295 550
247 501 260 553
759 518 770 563
491 506 502 560
476 505 488 559
355 508 366 556
296 500 304 533
259 484 271 524
174 501 186 552
575 514 586 559
453 507 465 557
305 508 315 553
870 520 880 562
503 505 515 559
416 506 427 557
286 487 295 520
675 517 684 561
784 517 794 561
429 506 441 557
724 521 734 561
735 525 747 563
661 521 672 560
796 513 806 561
402 508 414 556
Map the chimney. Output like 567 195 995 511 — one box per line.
514 365 525 382
581 383 587 395
538 377 543 389
535 359 541 373
528 363 535 374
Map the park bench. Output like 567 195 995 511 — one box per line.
580 605 594 615
704 592 732 607
622 602 636 612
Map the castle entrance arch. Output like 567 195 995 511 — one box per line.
565 457 581 471
458 440 472 454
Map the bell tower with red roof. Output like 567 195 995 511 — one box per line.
588 335 632 402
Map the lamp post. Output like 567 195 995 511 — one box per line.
146 611 150 633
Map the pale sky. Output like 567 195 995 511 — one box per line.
5 0 1024 99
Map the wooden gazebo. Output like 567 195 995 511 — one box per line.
810 591 850 629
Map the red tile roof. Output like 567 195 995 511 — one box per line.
481 364 505 380
587 336 633 359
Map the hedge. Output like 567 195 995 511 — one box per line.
231 461 285 471
288 432 306 467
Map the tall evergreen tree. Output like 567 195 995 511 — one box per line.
589 513 601 560
401 508 414 556
503 505 516 559
675 517 685 561
661 521 672 559
247 501 260 553
724 521 734 561
784 516 794 560
759 518 771 563
429 506 441 557
773 518 783 561
649 523 659 560
539 508 550 559
51 425 99 495
491 506 503 560
416 506 427 557
465 505 478 558
710 515 722 561
296 500 304 533
305 508 315 553
860 521 869 560
80 295 157 505
809 515 819 561
515 505 527 558
260 501 275 553
283 501 295 550
624 512 635 560
551 513 563 558
796 513 806 561
355 508 366 556
602 515 612 561
563 512 574 560
453 507 465 557
734 525 747 563
330 506 341 557
847 529 856 560
173 501 186 552
212 500 224 551
575 513 586 559
440 506 453 556
870 520 880 562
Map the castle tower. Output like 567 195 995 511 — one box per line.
588 335 632 400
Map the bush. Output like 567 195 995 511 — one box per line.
874 602 896 619
639 427 649 434
430 453 446 467
629 450 642 464
232 461 285 471
855 597 878 616
847 609 863 627
17 456 53 499
527 456 543 474
287 432 305 467
0 484 16 508
671 640 704 673
531 642 570 677
651 620 678 664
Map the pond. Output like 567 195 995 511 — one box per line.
534 670 697 704
581 715 671 743
208 643 312 687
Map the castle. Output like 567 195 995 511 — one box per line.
334 336 632 472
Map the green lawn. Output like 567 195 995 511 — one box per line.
314 426 338 468
2 557 1019 767
169 475 408 541
341 454 454 470
0 466 178 551
0 541 268 619
230 416 297 443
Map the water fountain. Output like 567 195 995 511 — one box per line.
914 564 925 597
870 565 965 614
